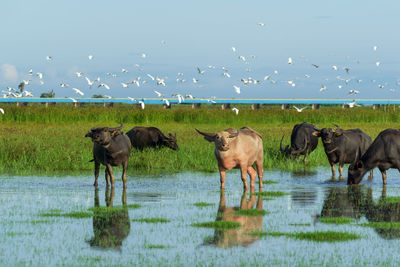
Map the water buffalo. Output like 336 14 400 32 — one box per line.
88 187 131 249
204 189 263 248
85 123 131 188
196 127 263 190
313 125 372 179
280 122 319 163
126 126 178 151
348 129 400 185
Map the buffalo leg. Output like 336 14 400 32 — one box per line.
106 164 116 188
218 166 226 190
105 168 110 187
381 170 387 185
240 165 249 190
122 160 128 189
338 164 344 180
255 161 263 189
303 155 307 164
330 164 336 179
94 161 100 187
247 166 257 189
368 169 374 181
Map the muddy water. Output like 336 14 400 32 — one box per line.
2 169 400 266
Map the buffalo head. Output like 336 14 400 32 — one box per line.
312 125 343 144
85 123 124 146
196 128 239 151
280 135 308 158
347 161 364 185
164 133 179 151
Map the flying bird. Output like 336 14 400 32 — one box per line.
332 65 338 71
73 88 84 96
193 78 198 84
36 72 43 79
162 98 170 106
347 89 359 96
46 56 52 61
311 64 319 68
288 57 293 64
257 22 265 27
376 61 380 67
28 69 33 75
85 77 100 88
0 108 4 114
147 74 155 80
232 107 239 115
197 67 205 75
138 101 145 109
68 97 77 103
98 83 110 90
60 83 69 87
121 83 129 88
88 55 93 60
373 45 377 51
121 68 128 73
293 106 307 112
141 53 146 58
233 85 240 94
75 72 84 77
154 90 163 97
232 46 236 52
320 85 327 92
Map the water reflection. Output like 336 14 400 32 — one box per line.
88 187 131 249
206 189 263 248
290 187 318 207
319 186 400 239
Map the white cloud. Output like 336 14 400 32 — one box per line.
1 64 18 83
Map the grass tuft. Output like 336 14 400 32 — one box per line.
147 244 166 249
192 221 241 230
360 222 400 229
252 231 360 242
132 217 170 223
194 202 214 208
319 217 354 225
40 210 93 218
262 180 279 184
289 223 311 227
251 191 289 197
234 209 268 216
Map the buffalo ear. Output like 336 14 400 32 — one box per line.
312 131 320 137
85 132 92 138
195 129 217 142
110 129 122 137
334 130 343 137
355 160 363 169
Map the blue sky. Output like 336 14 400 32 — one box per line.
1 0 399 99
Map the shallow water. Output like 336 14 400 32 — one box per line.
2 168 400 266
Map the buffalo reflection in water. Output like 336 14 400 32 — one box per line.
319 186 400 239
206 189 264 248
88 187 131 249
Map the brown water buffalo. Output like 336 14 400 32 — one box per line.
85 123 131 188
196 127 263 190
205 189 263 248
88 187 131 249
126 126 178 151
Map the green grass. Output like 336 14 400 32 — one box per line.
360 222 400 229
192 221 242 230
40 209 93 218
0 105 398 174
379 197 400 204
319 217 354 225
262 180 279 184
194 202 214 207
132 217 170 223
251 191 289 197
289 223 311 227
5 232 34 237
252 230 361 242
234 209 268 216
126 204 141 209
147 244 166 249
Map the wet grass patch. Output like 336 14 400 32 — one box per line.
262 180 279 185
234 209 268 216
192 221 241 230
379 197 400 204
132 217 170 223
360 222 400 229
194 202 214 208
252 231 361 242
320 217 354 225
40 209 93 219
5 232 34 237
289 223 311 227
126 204 141 209
147 244 167 249
252 191 289 198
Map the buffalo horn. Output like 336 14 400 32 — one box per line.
195 129 217 141
108 123 124 132
280 135 285 153
292 136 308 155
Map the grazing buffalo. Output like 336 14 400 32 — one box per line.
85 123 131 188
348 129 400 185
126 126 178 151
280 122 319 162
313 125 372 179
205 190 263 248
196 127 263 190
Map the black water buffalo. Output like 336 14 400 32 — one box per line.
348 129 400 185
313 125 372 179
126 126 179 151
85 123 131 188
280 122 319 163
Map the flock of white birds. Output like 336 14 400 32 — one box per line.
1 22 396 116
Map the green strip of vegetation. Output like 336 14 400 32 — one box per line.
147 244 166 249
234 209 268 216
251 191 289 197
192 221 241 230
360 222 400 229
252 231 361 242
379 197 400 204
262 180 279 184
5 232 34 237
132 218 170 223
319 217 354 225
0 105 395 174
194 202 214 207
40 210 93 218
289 223 311 227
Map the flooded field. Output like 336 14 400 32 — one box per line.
2 169 400 266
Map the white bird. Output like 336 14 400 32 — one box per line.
68 97 77 103
24 91 33 97
39 81 45 85
60 83 69 87
185 94 194 99
75 72 84 77
121 68 128 73
88 55 93 60
141 53 146 58
257 22 265 27
264 75 270 80
232 107 239 115
176 94 184 103
154 90 163 97
320 85 327 92
46 56 52 61
156 78 166 86
338 85 343 89
36 72 43 79
128 97 136 102
193 78 198 84
274 70 278 75
373 45 377 51
162 98 170 106
85 77 100 88
23 80 31 85
332 65 338 71
232 46 236 52
98 83 110 90
138 101 145 109
104 95 112 99
376 61 380 67
73 88 84 96
347 89 359 96
239 55 246 62
293 106 307 112
177 72 184 76
288 57 293 64
197 67 205 74
288 80 296 87
121 82 129 88
233 85 240 94
28 69 33 75
305 74 311 78
312 64 319 68
0 108 4 114
223 72 231 78
348 100 360 108
147 74 155 80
